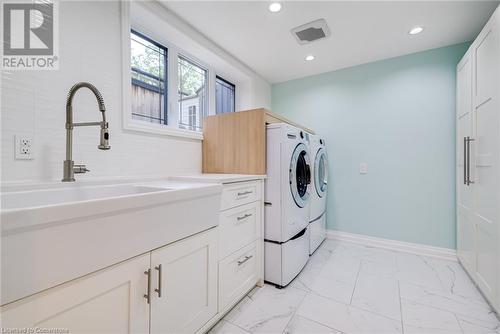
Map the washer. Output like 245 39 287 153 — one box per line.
309 135 328 254
264 123 312 288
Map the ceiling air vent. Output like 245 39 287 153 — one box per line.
291 19 330 45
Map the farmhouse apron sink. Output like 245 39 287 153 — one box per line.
1 180 222 305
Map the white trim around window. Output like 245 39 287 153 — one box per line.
121 1 222 141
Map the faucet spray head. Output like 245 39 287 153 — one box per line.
98 125 110 150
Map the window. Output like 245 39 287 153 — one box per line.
178 56 207 131
188 106 197 131
215 76 235 114
130 30 168 124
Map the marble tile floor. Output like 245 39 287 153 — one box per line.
209 240 500 334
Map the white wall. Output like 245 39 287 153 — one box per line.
1 1 270 184
272 43 469 248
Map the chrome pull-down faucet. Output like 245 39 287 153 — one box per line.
62 82 110 182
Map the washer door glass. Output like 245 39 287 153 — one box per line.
290 143 311 208
314 148 328 197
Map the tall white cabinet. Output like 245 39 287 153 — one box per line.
456 4 500 313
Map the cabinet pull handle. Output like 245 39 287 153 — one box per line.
463 137 467 185
237 190 252 197
154 264 162 298
144 269 151 304
466 137 475 185
237 255 253 266
236 213 252 221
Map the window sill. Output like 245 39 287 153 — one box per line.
124 121 204 140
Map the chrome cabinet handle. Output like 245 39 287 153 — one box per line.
154 264 162 298
237 255 253 266
237 190 252 197
236 213 252 221
466 137 475 185
144 269 151 304
463 137 467 185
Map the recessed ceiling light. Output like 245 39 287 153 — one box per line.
268 2 282 13
409 26 424 35
305 55 315 61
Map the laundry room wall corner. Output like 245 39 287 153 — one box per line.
271 42 471 249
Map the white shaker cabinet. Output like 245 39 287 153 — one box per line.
472 13 500 304
456 4 500 312
456 51 475 274
1 254 150 333
0 228 218 334
150 228 218 334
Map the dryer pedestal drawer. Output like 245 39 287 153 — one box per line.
219 202 261 259
309 213 326 255
218 242 259 312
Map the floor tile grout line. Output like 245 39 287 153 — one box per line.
297 312 346 333
311 285 403 324
454 313 466 334
397 280 405 334
349 260 362 305
280 290 309 333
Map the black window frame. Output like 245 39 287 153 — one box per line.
215 75 236 114
178 55 208 131
130 29 168 125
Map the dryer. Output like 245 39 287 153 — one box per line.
309 135 328 254
264 123 312 288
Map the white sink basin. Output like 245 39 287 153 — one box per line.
1 179 222 305
1 184 170 210
1 184 169 210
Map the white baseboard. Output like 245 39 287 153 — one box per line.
326 230 457 261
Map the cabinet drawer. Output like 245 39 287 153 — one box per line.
219 202 260 259
221 181 261 210
218 242 258 312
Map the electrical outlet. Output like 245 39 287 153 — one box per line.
15 135 34 160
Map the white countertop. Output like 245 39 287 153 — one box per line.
170 173 266 184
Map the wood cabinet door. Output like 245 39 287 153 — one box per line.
1 254 150 334
150 228 218 334
472 18 499 304
456 52 475 274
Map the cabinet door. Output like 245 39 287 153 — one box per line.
1 254 150 333
472 20 499 303
456 52 475 274
150 228 218 334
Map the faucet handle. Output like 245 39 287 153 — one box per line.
73 164 90 174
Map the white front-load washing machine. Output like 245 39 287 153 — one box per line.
264 123 312 288
309 135 328 254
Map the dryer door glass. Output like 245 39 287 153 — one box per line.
315 148 328 197
290 143 311 208
297 151 309 197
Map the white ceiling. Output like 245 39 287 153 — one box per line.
161 1 499 83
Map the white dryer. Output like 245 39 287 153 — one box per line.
309 135 328 254
264 123 312 288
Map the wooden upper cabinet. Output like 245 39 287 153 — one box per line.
202 108 314 175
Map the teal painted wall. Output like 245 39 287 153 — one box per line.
272 43 470 249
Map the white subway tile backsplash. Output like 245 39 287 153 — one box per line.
1 1 201 183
